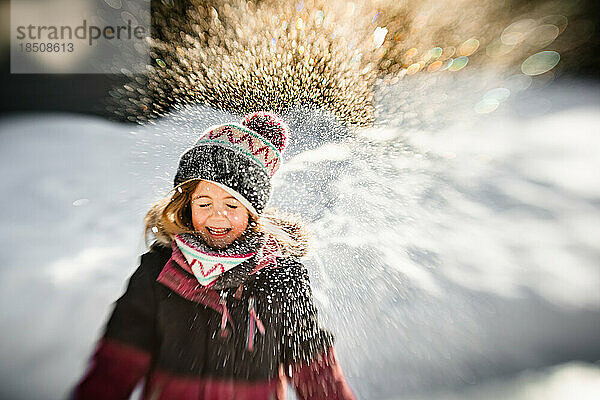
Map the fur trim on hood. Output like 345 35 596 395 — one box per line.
147 207 311 259
257 208 311 258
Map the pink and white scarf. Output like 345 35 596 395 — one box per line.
174 233 284 287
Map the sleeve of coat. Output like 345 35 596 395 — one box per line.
280 260 356 400
73 252 160 399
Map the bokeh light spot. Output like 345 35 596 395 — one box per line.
121 11 138 26
103 0 122 9
448 56 468 72
539 14 568 33
525 24 560 47
442 46 456 59
413 12 428 29
426 47 443 61
503 74 533 93
427 60 443 72
458 38 480 56
406 63 421 75
440 58 454 71
404 47 418 59
474 98 500 113
483 87 511 103
486 38 515 57
501 19 537 45
521 51 560 76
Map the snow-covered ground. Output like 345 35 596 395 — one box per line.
1 76 599 399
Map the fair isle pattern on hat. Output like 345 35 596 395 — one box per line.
195 123 282 176
174 111 289 215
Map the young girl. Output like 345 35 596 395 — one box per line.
73 112 355 399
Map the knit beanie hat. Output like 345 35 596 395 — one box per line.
174 111 289 216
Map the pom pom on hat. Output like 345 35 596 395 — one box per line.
242 111 289 153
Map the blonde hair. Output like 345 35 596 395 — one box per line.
144 179 310 258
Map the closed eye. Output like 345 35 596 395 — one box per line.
226 204 238 209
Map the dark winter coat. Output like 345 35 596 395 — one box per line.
74 233 355 399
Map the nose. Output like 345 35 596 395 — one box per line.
211 204 228 217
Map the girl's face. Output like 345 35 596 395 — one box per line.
190 181 250 248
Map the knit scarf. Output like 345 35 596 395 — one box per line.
174 229 283 288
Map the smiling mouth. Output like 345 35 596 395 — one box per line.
206 227 232 235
